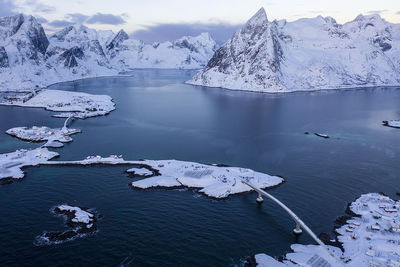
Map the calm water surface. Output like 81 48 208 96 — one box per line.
0 69 399 266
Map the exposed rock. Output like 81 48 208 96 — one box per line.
0 46 9 67
36 204 99 244
106 29 128 50
58 46 84 68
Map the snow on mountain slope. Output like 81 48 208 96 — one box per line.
0 14 218 91
106 31 218 69
188 8 400 92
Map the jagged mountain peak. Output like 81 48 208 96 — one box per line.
116 29 128 37
245 7 268 27
106 29 129 50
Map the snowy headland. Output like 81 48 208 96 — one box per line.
0 89 115 119
39 155 284 199
0 148 58 184
6 125 81 148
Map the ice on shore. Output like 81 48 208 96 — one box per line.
6 126 81 148
40 155 284 199
0 148 59 182
0 89 115 119
255 193 400 266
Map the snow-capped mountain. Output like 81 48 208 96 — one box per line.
188 8 400 92
0 14 218 91
106 31 218 69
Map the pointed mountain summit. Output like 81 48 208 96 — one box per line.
188 7 400 92
245 7 268 27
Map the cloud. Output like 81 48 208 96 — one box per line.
132 22 242 44
22 0 56 13
0 0 18 17
46 12 126 30
86 13 126 25
47 19 73 28
65 13 89 23
366 10 388 15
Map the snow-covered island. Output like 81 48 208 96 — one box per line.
6 125 80 148
252 193 400 266
36 204 98 244
0 89 115 119
188 8 400 92
0 14 218 92
383 120 400 129
0 148 59 184
40 155 284 199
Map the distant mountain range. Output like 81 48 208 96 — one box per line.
0 14 218 91
1 10 399 93
188 8 400 92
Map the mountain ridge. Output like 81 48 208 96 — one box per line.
188 8 400 92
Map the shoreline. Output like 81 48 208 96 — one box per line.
186 80 400 95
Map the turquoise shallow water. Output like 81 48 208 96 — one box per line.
1 69 400 266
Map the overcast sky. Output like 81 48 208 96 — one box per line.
2 0 400 43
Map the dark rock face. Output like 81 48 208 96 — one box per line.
106 29 128 50
206 46 230 71
25 16 49 55
59 46 84 68
89 40 106 57
373 36 392 52
0 46 9 68
51 26 74 41
173 39 199 53
0 14 24 40
0 14 49 66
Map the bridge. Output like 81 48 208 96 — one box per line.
63 115 74 129
240 178 344 266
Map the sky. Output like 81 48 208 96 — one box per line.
1 0 400 43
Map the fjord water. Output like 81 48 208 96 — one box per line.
1 69 399 266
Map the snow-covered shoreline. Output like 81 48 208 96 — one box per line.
6 125 81 148
0 89 115 119
187 81 400 94
0 148 59 184
37 155 284 199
